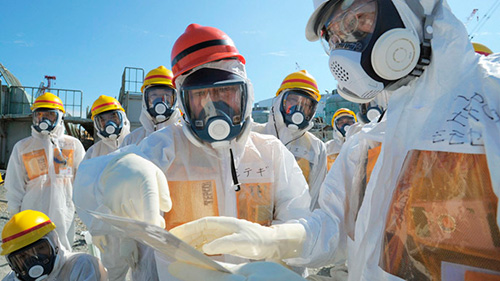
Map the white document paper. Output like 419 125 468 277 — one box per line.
88 210 231 273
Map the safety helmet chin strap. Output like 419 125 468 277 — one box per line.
388 0 441 90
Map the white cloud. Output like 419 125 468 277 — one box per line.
266 51 288 57
478 31 492 36
13 40 32 47
241 30 262 35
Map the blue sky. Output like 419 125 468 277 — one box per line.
1 1 499 118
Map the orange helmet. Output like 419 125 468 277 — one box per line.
1 210 56 256
171 23 245 84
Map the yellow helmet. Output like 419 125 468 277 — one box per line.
31 92 65 113
1 210 56 256
91 95 125 120
332 108 357 125
276 70 321 102
141 66 175 93
472 42 493 56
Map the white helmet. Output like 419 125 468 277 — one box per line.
306 0 440 102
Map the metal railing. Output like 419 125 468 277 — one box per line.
2 86 83 117
120 67 144 95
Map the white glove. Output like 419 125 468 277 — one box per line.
7 205 21 218
170 216 306 260
120 238 139 271
100 153 172 227
168 261 306 281
92 235 108 253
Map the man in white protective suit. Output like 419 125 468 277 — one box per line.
121 66 181 146
73 23 311 281
1 210 107 281
252 70 327 210
324 108 357 171
167 0 500 280
81 94 131 280
83 95 131 161
5 92 85 252
326 90 388 172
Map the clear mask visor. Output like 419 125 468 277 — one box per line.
335 115 356 131
7 238 55 279
144 85 176 110
95 110 123 132
282 89 318 122
183 81 246 129
33 109 58 126
320 0 377 54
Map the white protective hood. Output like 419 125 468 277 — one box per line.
350 0 500 280
175 59 255 152
84 113 131 160
293 1 500 280
255 92 326 211
138 102 181 135
260 93 314 146
31 112 65 140
121 90 182 147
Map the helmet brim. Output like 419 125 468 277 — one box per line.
305 1 330 42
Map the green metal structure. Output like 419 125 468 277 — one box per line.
118 67 145 131
324 90 359 125
0 63 92 169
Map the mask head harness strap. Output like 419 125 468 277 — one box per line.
319 0 441 93
396 0 441 83
230 148 241 191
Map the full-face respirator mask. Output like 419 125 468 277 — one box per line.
180 68 248 143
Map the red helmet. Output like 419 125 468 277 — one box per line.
171 23 245 85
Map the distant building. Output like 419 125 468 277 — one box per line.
252 106 270 124
324 90 359 125
315 93 332 120
252 98 273 124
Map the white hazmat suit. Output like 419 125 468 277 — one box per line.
168 1 500 280
297 0 500 280
5 117 84 251
74 60 311 280
253 94 327 211
74 151 172 281
83 113 130 161
81 113 131 281
324 122 362 171
324 135 343 171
